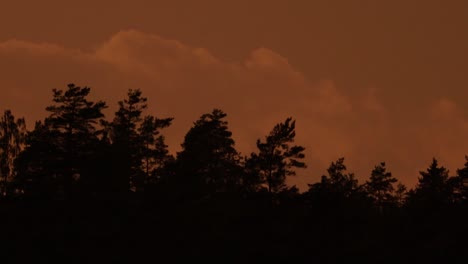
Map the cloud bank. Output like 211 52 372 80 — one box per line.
1 30 467 189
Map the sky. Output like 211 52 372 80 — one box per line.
0 0 467 190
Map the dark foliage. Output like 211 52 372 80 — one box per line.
3 84 468 261
246 117 306 194
174 109 242 198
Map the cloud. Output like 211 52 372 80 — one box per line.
0 39 68 55
95 30 219 76
1 30 467 190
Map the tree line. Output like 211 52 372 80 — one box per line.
4 84 468 261
1 83 468 212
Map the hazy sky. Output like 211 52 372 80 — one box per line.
1 0 467 189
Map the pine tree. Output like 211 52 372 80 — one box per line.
248 118 306 194
318 157 358 197
305 157 369 212
110 89 148 193
365 162 398 209
410 158 454 208
14 121 60 198
138 115 173 188
44 84 107 198
176 109 241 196
110 89 172 194
454 156 468 202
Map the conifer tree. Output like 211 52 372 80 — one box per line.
248 118 306 193
176 109 241 196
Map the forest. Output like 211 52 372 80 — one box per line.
2 84 468 262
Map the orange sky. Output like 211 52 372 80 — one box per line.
1 0 467 190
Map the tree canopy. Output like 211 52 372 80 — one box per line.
247 118 306 194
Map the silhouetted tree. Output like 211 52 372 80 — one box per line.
365 162 399 210
306 158 364 209
110 89 172 194
320 157 358 195
247 118 306 194
110 89 148 194
0 110 26 197
7 83 468 261
15 121 62 198
138 115 173 188
18 84 107 199
176 109 242 197
394 183 408 207
409 158 455 209
455 156 468 203
49 84 106 198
